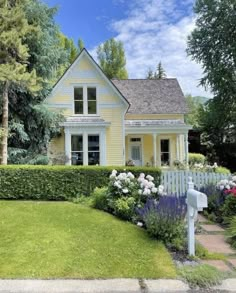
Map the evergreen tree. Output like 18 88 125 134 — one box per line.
146 68 154 79
155 62 166 79
97 38 128 79
0 0 40 164
0 0 69 164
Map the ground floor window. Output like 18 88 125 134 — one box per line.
160 139 170 166
71 134 100 165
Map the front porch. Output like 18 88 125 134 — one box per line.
125 120 191 168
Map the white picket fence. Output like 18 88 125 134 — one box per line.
161 170 229 196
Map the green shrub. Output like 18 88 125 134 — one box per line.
91 187 108 210
178 264 222 288
227 216 236 249
188 153 206 166
221 195 236 225
113 197 136 221
215 166 231 174
0 165 161 200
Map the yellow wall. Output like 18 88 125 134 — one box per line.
46 52 127 165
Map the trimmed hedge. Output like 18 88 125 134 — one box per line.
0 165 161 200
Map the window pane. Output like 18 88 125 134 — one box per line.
71 152 83 165
74 88 83 100
161 139 169 152
88 101 96 114
71 135 83 152
161 153 170 166
88 152 100 165
75 101 83 114
87 87 96 101
88 135 99 151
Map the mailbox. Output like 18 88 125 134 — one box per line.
187 189 208 211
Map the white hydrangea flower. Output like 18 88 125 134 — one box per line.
137 222 143 227
127 172 135 179
151 187 158 193
143 188 151 195
138 189 142 195
146 175 154 181
122 188 128 194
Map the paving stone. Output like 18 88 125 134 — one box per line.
197 214 208 223
228 258 236 268
0 279 141 293
201 260 231 272
201 224 225 232
213 278 236 291
196 234 235 254
145 279 189 292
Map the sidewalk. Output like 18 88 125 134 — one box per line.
196 214 236 272
0 279 189 293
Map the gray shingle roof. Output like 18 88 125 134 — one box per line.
112 79 188 114
125 119 185 127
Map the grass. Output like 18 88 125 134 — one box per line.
178 264 223 288
0 201 176 279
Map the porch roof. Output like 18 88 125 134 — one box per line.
125 119 192 134
61 117 110 127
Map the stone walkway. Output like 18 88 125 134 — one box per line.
196 214 236 272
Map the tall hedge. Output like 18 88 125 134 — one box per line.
0 165 161 200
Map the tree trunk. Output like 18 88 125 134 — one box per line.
0 81 9 165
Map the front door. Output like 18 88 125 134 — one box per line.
130 137 142 166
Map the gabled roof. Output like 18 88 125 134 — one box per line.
51 48 130 108
112 79 188 114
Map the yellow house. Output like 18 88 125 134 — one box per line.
47 49 191 167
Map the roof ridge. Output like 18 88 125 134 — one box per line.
112 78 177 81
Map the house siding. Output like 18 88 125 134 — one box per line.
47 53 126 165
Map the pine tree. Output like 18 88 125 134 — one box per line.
155 62 166 79
0 0 40 164
146 68 154 79
97 38 128 79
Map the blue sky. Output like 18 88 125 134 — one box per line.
44 0 211 97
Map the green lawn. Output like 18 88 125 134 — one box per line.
0 201 176 279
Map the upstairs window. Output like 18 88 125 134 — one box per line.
74 88 83 114
74 86 97 115
87 87 97 114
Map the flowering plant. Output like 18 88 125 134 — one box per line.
216 176 236 192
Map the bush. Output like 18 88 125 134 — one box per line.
178 264 223 288
188 153 206 166
91 187 108 211
221 195 236 225
137 196 187 249
215 166 231 174
113 197 136 220
227 216 236 249
0 165 162 200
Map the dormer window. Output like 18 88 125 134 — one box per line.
74 86 97 115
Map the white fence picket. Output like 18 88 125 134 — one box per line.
161 170 229 196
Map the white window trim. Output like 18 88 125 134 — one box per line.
65 127 106 166
73 84 99 116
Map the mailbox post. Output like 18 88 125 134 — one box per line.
186 177 208 256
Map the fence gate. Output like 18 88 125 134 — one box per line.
161 170 229 196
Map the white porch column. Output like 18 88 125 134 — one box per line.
64 128 71 165
83 132 88 165
176 134 180 161
184 133 189 166
100 130 106 166
153 133 157 167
